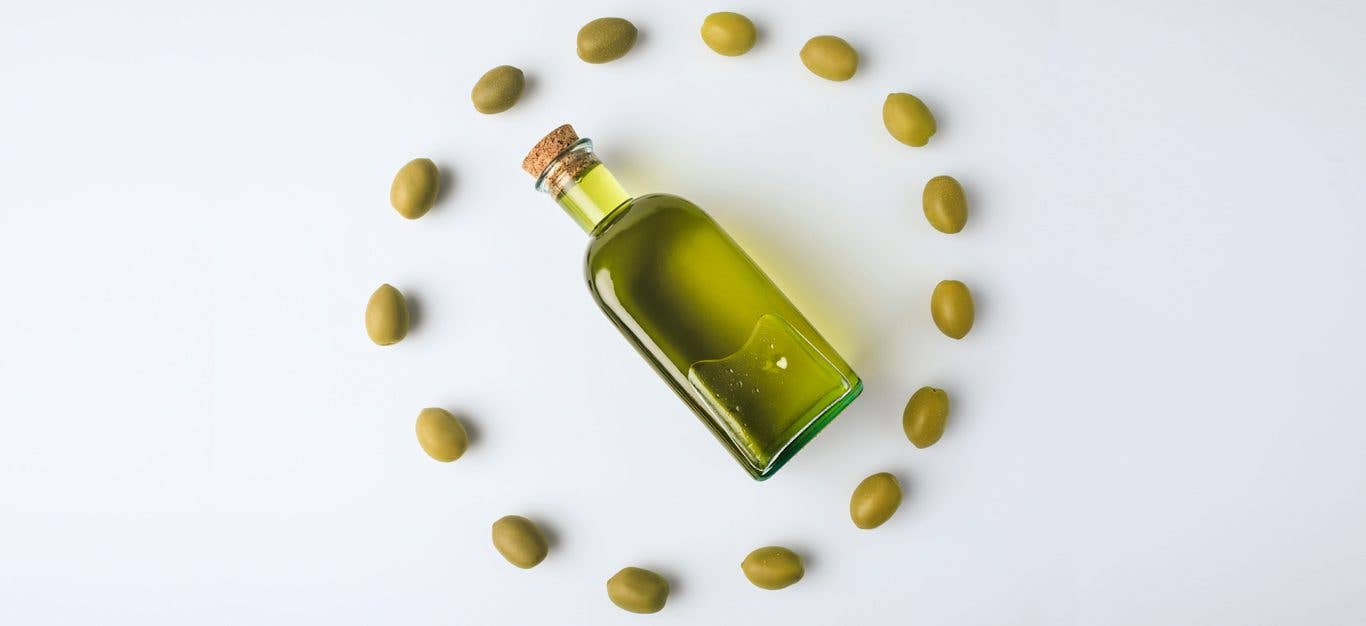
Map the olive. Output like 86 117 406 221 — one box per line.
471 65 524 114
701 12 757 56
577 17 637 63
800 35 858 81
490 515 548 569
849 472 902 528
389 158 440 219
415 407 467 462
741 546 804 590
903 387 949 448
883 93 937 147
923 175 967 233
930 280 974 339
364 283 408 345
606 567 669 613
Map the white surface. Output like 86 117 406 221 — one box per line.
2 0 1364 623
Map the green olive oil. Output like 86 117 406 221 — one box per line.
523 125 861 479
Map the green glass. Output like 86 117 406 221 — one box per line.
535 137 862 479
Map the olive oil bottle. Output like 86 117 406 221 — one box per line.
522 125 862 479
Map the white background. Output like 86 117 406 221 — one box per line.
2 0 1364 624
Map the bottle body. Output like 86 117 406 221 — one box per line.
523 126 861 479
586 192 862 479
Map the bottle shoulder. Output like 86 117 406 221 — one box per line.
612 193 709 225
587 193 715 255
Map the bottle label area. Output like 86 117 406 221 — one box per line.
687 314 852 467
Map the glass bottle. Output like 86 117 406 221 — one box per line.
522 125 862 479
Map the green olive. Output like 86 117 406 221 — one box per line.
741 546 804 590
606 567 669 614
470 65 524 114
903 387 949 448
700 12 757 56
364 283 408 346
930 280 974 339
883 93 937 147
849 472 902 529
799 35 858 81
415 407 467 462
923 175 967 233
491 515 548 569
577 17 637 64
389 158 439 219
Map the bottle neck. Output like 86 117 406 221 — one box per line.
535 139 632 233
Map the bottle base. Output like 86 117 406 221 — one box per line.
752 377 864 481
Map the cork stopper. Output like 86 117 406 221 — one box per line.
522 124 580 177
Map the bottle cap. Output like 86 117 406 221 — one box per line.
522 124 580 177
